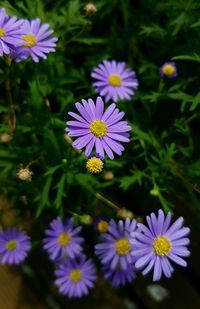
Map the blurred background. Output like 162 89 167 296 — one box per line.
1 0 200 308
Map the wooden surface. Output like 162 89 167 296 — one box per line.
0 266 45 309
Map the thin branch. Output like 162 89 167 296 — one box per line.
170 159 200 194
95 193 120 210
4 56 16 131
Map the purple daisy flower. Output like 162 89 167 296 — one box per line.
0 228 31 265
103 262 136 286
93 217 109 234
66 96 131 160
54 255 96 298
43 217 84 261
0 8 24 56
91 60 138 102
131 209 190 281
13 18 58 63
159 61 177 79
95 218 137 270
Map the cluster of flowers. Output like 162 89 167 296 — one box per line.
66 58 177 174
0 210 190 298
0 7 57 62
66 59 140 174
0 4 184 301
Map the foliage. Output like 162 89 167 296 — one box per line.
0 0 200 229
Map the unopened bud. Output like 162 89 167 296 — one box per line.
1 133 12 143
17 167 33 182
117 208 134 219
84 3 97 15
79 214 93 225
103 170 114 180
150 186 159 196
86 154 105 174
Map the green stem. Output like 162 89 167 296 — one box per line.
95 193 120 210
158 79 164 92
4 56 16 131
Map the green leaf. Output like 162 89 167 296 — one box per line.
139 24 166 38
120 170 145 190
190 92 200 111
74 37 107 45
170 12 187 36
29 80 43 107
44 164 62 176
36 176 53 217
157 192 173 212
54 174 67 209
172 53 200 63
75 173 98 192
190 19 200 28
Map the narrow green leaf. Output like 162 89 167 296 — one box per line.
54 174 67 209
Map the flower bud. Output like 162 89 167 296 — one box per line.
1 133 12 143
79 214 93 225
117 208 134 219
84 3 97 15
103 170 114 180
17 168 33 182
86 153 105 174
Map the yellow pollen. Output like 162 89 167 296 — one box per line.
6 240 17 251
70 269 83 282
162 64 175 76
86 157 104 174
115 238 131 255
89 119 107 138
108 74 122 87
153 236 171 256
22 34 37 47
0 27 5 38
97 221 109 233
57 233 71 246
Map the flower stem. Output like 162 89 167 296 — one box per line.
4 56 16 131
95 193 120 210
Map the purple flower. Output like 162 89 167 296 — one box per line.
43 217 84 261
93 217 109 233
66 96 131 159
0 228 31 265
132 209 190 281
91 60 138 102
54 255 96 298
95 218 137 270
103 262 136 286
0 8 24 56
159 61 177 78
13 18 58 63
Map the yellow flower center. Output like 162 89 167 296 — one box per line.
70 269 83 282
115 238 131 255
153 236 171 256
86 157 104 174
22 34 37 47
6 240 17 251
89 119 107 138
162 64 175 76
0 27 5 38
57 233 71 247
108 74 122 87
97 221 109 233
